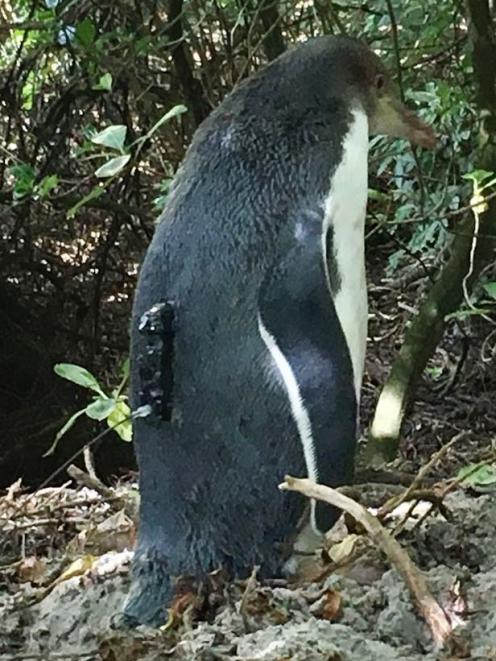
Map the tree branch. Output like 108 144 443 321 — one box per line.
167 0 210 126
257 0 285 60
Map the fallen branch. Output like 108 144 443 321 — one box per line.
279 475 453 648
67 464 114 500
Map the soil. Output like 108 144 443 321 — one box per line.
1 484 495 660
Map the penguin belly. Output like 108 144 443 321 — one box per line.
283 109 369 568
323 108 369 401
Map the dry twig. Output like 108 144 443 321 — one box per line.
67 464 114 500
378 431 469 519
279 475 453 648
238 564 260 632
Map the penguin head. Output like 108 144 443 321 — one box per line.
344 40 437 150
253 35 435 149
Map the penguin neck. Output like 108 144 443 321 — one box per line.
323 107 369 401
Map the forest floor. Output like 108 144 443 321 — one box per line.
1 253 495 661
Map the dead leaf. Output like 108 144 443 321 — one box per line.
328 533 360 564
310 588 343 622
87 509 135 552
321 589 343 621
443 578 468 629
68 509 135 555
161 590 197 631
17 556 47 584
51 554 96 588
6 478 23 501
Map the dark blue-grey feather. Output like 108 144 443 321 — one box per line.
123 35 367 627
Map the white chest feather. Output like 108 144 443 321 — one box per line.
322 109 369 401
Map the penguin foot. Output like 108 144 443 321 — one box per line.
117 551 172 628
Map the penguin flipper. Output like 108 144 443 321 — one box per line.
258 211 357 532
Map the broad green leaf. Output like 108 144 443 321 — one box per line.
54 363 105 395
37 175 58 198
107 399 132 442
85 397 116 421
43 409 86 456
93 73 112 92
91 125 127 151
9 163 36 200
368 188 389 202
483 282 496 299
457 463 496 487
95 154 130 178
76 18 96 48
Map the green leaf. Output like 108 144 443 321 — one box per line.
424 365 443 380
93 73 113 92
9 163 36 200
36 174 58 198
107 399 133 442
368 188 389 202
483 282 496 299
457 463 496 487
137 105 187 145
76 18 96 48
67 184 105 219
43 409 86 456
85 397 116 421
95 154 130 178
91 125 127 151
54 363 105 395
120 358 130 379
462 169 494 185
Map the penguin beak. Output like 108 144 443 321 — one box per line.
370 95 436 149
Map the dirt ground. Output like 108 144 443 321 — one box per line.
1 258 495 661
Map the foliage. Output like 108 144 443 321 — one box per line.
1 0 495 460
47 361 132 454
457 462 496 488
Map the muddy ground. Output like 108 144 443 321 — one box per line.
1 256 495 661
1 479 495 660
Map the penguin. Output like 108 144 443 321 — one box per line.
120 35 435 627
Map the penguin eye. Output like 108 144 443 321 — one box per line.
375 74 385 92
